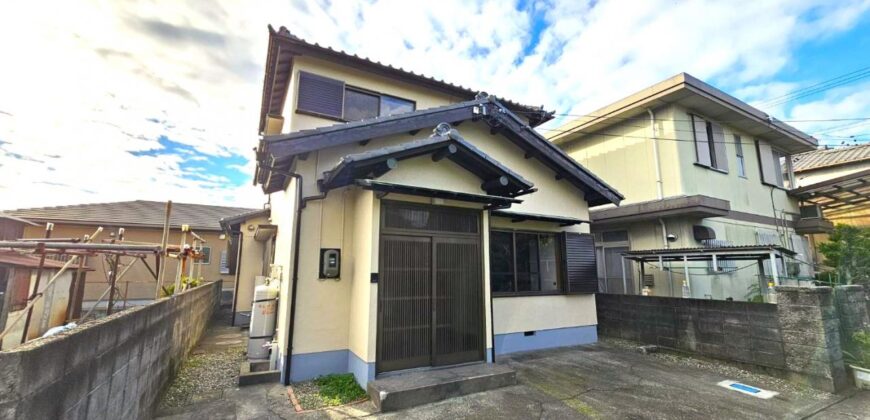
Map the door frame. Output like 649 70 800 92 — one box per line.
376 200 486 375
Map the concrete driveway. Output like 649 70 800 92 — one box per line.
157 340 867 419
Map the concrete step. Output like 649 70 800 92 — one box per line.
367 363 516 412
238 361 280 386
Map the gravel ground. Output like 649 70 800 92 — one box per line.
293 380 329 410
604 337 833 401
158 344 246 409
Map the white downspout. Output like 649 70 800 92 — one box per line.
648 108 673 295
647 108 664 200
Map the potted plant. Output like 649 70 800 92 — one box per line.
844 331 870 389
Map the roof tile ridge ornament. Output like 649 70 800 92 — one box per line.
432 122 453 137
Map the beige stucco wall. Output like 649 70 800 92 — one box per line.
233 215 272 314
669 105 798 216
270 180 298 366
270 121 597 361
19 224 234 304
264 56 595 372
563 106 682 206
347 190 378 363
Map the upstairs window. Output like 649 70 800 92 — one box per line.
296 71 416 122
756 140 794 188
735 135 746 178
344 88 379 121
690 114 729 173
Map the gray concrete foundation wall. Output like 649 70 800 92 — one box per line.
598 285 868 393
0 281 221 420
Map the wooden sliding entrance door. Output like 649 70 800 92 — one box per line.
377 202 484 374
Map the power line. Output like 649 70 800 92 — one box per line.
533 124 870 147
520 109 870 125
757 66 870 107
531 116 870 139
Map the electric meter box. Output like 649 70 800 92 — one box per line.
320 248 340 279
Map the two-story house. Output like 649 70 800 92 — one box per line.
251 26 622 388
550 73 830 302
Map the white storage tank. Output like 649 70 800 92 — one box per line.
247 280 278 360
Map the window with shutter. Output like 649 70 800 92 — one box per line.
756 140 791 188
709 122 728 172
692 115 712 166
489 230 562 295
735 135 746 178
692 114 729 172
296 71 345 119
561 232 598 294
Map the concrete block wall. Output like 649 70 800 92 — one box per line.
596 294 785 369
0 281 220 420
775 286 849 393
598 286 869 393
834 285 870 345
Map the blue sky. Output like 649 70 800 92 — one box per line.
1 0 869 208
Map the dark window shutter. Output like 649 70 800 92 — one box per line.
710 122 728 172
561 232 598 294
691 114 712 166
296 71 344 119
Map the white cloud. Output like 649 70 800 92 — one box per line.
1 0 869 210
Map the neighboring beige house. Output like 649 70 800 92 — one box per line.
792 144 870 227
551 73 832 301
4 201 258 309
788 144 870 264
219 208 274 326
252 26 622 386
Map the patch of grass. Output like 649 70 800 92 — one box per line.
315 374 367 405
293 374 368 410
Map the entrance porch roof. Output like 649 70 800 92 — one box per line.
320 125 535 197
355 180 521 209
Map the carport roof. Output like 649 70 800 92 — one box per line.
623 245 795 262
790 167 870 218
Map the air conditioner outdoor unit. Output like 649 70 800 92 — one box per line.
800 205 823 219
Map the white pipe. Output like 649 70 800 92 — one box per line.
621 256 628 294
682 255 691 298
647 108 664 200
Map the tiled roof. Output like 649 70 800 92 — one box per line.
3 201 259 231
792 144 870 172
0 212 36 225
